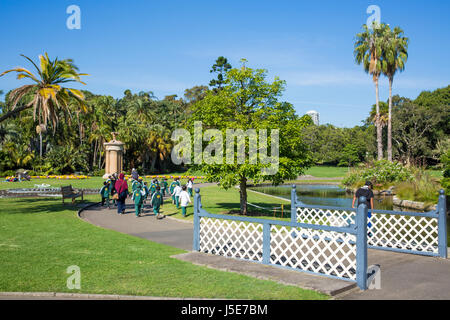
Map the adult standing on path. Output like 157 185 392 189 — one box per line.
352 181 375 234
115 173 129 214
352 181 374 209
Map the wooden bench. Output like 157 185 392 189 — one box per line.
61 185 84 204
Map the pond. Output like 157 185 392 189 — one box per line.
250 184 396 210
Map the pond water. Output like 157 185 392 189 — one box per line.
250 184 396 210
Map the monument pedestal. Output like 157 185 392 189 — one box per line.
102 137 125 179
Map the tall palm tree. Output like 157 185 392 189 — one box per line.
0 53 88 128
381 26 409 162
354 22 388 160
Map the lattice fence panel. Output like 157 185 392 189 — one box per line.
367 213 439 253
296 207 356 228
270 225 357 280
199 217 263 262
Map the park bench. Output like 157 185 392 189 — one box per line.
61 185 84 204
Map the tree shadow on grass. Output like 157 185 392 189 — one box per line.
214 202 292 219
0 197 96 215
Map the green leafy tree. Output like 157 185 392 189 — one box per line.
392 100 440 166
338 144 361 167
209 56 232 91
189 61 312 215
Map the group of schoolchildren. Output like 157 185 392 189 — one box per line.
99 174 195 219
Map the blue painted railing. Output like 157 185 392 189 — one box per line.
292 185 447 258
193 188 371 290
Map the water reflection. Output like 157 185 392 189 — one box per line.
250 184 395 210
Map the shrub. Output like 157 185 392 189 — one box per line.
441 149 450 195
342 160 414 188
91 169 105 177
396 170 440 204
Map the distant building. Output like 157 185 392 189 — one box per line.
306 110 320 125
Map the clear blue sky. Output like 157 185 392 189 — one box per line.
0 0 449 127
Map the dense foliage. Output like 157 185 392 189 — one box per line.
0 87 196 175
304 86 449 168
188 61 312 214
342 160 414 188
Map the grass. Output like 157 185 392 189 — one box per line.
0 175 205 191
303 166 348 178
0 194 327 299
162 185 292 222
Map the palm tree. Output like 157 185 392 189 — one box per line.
0 53 88 128
381 26 408 162
354 22 388 160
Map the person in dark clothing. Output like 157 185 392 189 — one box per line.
115 173 129 214
352 181 375 236
352 181 375 209
108 174 117 206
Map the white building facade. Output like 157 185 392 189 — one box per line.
306 110 320 125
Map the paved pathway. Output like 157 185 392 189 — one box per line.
79 184 450 300
81 199 194 251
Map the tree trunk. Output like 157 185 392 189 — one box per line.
387 76 393 162
0 105 32 123
239 176 248 215
375 77 383 160
150 156 156 172
98 147 102 169
93 140 98 169
39 133 43 158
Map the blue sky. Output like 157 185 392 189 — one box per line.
0 0 449 127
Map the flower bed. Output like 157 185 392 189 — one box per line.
4 175 90 181
123 175 206 180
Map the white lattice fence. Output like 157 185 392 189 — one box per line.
198 215 357 280
296 206 439 254
199 217 263 261
296 207 356 228
367 212 439 253
270 226 357 280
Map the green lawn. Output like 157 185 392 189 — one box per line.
303 166 348 178
0 194 327 300
162 185 292 221
0 175 205 191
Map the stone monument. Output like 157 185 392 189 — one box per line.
103 132 125 179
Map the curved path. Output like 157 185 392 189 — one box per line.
79 183 450 300
80 183 217 251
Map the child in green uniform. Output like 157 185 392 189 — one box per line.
100 181 110 208
151 186 164 219
161 178 168 197
169 179 178 204
149 180 157 198
132 179 140 193
132 182 144 217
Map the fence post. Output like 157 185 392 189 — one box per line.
262 223 271 265
291 184 297 224
438 189 448 259
356 196 368 290
193 188 201 251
